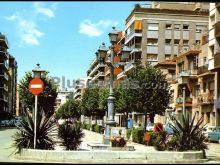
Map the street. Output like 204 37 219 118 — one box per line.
0 128 220 163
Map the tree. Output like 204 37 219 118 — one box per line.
115 85 137 128
98 87 109 115
54 99 81 119
127 63 172 131
18 71 58 117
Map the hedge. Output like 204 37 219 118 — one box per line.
94 125 102 133
132 128 145 144
85 124 91 130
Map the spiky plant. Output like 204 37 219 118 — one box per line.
12 108 56 153
58 121 85 150
169 113 208 151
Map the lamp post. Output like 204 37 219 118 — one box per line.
178 71 189 117
32 63 45 149
97 27 118 144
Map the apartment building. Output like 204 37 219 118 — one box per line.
54 89 72 110
207 3 220 126
8 55 17 116
116 3 209 81
74 77 90 100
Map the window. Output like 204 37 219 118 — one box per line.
147 54 157 60
166 24 172 29
196 40 200 45
183 40 189 45
165 54 171 60
210 45 214 57
174 24 180 30
174 39 180 45
165 39 171 45
174 55 177 58
183 24 189 30
148 23 158 30
147 39 158 45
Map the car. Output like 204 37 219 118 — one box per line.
146 122 154 131
0 120 10 126
202 126 216 138
163 123 174 135
14 117 22 126
207 127 220 143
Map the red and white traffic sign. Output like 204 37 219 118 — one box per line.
29 78 44 95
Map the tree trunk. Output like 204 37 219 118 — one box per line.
149 113 154 124
144 114 148 132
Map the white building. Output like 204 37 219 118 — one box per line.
55 88 72 110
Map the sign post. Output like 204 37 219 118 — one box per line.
29 78 44 149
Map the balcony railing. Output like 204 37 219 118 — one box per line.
0 61 9 69
198 65 208 75
176 97 192 104
0 84 8 91
117 71 126 80
89 64 105 77
197 93 214 104
125 30 142 44
124 61 135 73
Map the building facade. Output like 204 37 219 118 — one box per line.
207 3 220 126
0 32 17 118
55 89 72 111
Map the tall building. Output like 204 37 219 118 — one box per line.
8 55 17 116
117 3 209 81
207 3 220 126
74 77 90 100
54 88 72 110
0 32 10 117
0 33 18 118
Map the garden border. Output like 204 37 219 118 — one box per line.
15 149 207 162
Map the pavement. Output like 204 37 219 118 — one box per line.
1 127 220 163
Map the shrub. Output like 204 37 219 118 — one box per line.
12 108 56 153
169 113 208 151
153 131 169 151
94 125 102 133
110 137 126 147
85 124 91 130
81 124 86 129
132 128 145 144
58 122 85 150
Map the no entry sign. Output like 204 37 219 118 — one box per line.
29 78 44 95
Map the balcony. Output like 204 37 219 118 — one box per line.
176 97 192 107
197 93 214 105
0 83 8 92
147 30 158 38
209 53 220 71
74 92 82 99
130 44 141 54
0 48 9 59
124 61 135 73
0 72 8 81
188 69 198 75
125 30 142 45
89 64 105 77
214 21 220 38
0 61 9 70
117 71 126 80
147 45 158 54
90 72 105 83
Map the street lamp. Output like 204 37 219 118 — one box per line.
32 63 45 149
178 71 189 117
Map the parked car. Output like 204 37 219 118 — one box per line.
14 117 22 126
0 120 10 126
207 127 220 143
163 123 174 135
202 126 216 138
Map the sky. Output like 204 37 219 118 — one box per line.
0 1 149 89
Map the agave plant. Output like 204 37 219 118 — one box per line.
169 113 208 151
12 108 57 153
58 121 84 150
